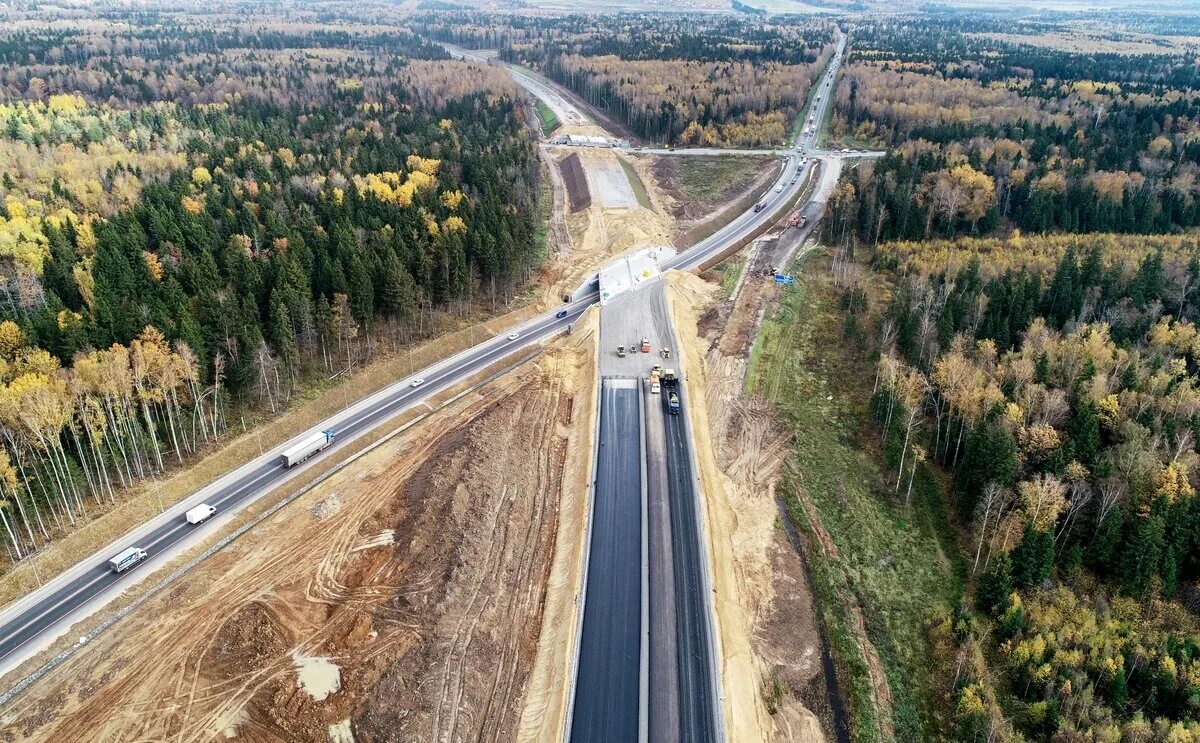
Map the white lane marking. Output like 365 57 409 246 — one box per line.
0 313 579 657
0 570 110 660
0 465 283 656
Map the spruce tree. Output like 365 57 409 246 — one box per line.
1012 526 1054 590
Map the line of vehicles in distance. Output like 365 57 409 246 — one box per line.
108 502 218 572
648 364 682 414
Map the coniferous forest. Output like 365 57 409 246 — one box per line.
0 10 544 564
416 12 836 147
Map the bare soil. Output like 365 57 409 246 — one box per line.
0 321 599 743
653 155 779 244
539 149 675 303
540 149 570 265
559 152 591 213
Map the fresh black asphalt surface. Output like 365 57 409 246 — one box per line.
645 381 679 743
0 296 593 668
570 380 643 743
661 379 717 743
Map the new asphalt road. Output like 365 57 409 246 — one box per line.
569 380 643 743
661 385 717 743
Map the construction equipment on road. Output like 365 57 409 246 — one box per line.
667 391 681 415
280 429 335 467
617 345 626 358
650 369 661 394
186 503 216 525
641 336 651 353
790 213 808 228
661 347 671 359
109 546 148 573
662 368 678 390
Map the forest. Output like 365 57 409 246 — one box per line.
0 13 544 566
821 15 1200 743
416 12 836 147
826 18 1200 241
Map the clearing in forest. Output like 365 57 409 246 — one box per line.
580 151 639 209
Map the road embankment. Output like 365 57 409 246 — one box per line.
665 270 829 743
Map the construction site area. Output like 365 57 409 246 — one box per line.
0 70 842 742
0 317 599 743
667 272 830 743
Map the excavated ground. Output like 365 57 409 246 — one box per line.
538 148 675 305
0 318 598 743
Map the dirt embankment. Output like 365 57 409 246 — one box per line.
665 270 827 743
559 152 591 213
0 315 599 743
538 148 675 304
653 155 781 247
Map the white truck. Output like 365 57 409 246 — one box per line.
280 429 335 467
109 546 147 573
186 503 216 525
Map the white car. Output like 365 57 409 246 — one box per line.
410 378 425 388
507 332 520 340
842 148 850 153
775 185 783 193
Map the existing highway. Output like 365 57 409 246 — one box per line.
0 296 593 681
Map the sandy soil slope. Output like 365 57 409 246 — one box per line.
0 317 599 743
538 149 675 304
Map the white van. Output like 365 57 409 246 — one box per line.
109 546 148 573
186 503 216 525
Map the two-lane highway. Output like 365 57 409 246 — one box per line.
0 296 594 678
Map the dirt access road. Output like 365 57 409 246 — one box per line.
0 320 598 743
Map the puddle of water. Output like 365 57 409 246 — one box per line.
328 719 355 743
292 651 342 701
